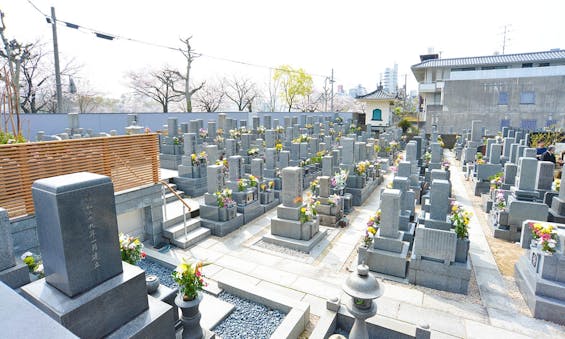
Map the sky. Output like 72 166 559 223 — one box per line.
2 0 565 100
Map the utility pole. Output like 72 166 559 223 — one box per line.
330 68 335 112
51 7 63 113
501 25 511 54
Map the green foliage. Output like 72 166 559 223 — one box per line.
273 65 313 112
0 131 26 144
397 118 412 133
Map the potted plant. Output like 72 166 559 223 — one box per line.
450 202 472 263
172 258 209 339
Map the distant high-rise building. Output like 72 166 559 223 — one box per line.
380 63 398 94
348 84 367 98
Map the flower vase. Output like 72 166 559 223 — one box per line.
455 238 470 263
218 207 228 222
175 292 204 339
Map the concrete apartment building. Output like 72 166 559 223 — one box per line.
411 50 565 133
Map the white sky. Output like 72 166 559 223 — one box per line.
2 0 565 99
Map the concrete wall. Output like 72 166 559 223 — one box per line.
20 112 352 141
428 76 565 134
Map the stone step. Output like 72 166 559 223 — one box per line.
163 218 202 239
171 227 211 249
164 190 185 204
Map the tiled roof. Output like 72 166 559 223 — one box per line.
356 88 397 100
411 50 565 69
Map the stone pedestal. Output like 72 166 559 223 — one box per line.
22 263 175 339
0 208 31 289
515 223 565 326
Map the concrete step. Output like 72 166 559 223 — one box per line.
171 227 211 249
163 218 202 239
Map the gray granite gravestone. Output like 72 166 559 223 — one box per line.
0 208 15 271
23 173 174 338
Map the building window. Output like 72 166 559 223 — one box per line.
546 119 557 127
371 109 382 121
521 119 537 131
520 91 535 104
500 119 511 128
522 63 533 68
451 67 476 72
498 92 509 105
539 62 550 67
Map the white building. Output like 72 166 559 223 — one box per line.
381 63 398 94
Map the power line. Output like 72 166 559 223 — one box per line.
24 0 329 79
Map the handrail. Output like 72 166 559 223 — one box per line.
160 180 192 212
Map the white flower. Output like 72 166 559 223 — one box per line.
20 252 33 260
34 264 44 273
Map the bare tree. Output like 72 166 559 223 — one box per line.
18 41 81 113
295 91 324 112
0 10 30 136
194 82 225 112
225 76 258 111
266 72 280 112
128 66 184 113
174 37 205 112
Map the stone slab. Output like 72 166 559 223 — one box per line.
0 281 78 339
200 214 244 237
262 229 328 253
173 176 208 197
515 255 565 325
106 295 175 339
0 261 30 289
200 293 235 330
407 256 471 294
0 208 15 271
21 262 149 338
360 242 410 278
262 199 280 213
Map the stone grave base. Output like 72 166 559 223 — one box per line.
345 180 378 206
159 154 182 170
358 244 409 278
262 229 328 252
474 181 491 197
548 209 565 224
515 255 565 326
21 263 174 338
261 199 280 213
238 201 264 224
481 193 493 213
399 220 416 245
173 176 207 197
318 213 342 227
0 261 30 289
201 214 244 237
492 224 522 242
407 256 471 294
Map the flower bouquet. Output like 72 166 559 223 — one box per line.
198 128 208 139
215 188 235 208
529 222 558 255
172 258 209 301
119 233 146 265
21 252 44 278
450 202 472 239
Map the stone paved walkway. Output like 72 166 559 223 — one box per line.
157 152 565 338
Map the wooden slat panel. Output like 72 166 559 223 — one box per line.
0 134 160 218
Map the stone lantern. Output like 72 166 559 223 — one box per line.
343 264 384 339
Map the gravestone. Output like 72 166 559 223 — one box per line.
264 115 272 129
361 189 410 278
22 173 174 338
549 168 565 223
535 161 555 191
316 176 345 227
0 208 30 289
208 121 217 139
265 167 327 252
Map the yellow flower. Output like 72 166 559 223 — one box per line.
301 207 306 213
191 154 196 161
367 226 376 235
452 205 458 212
